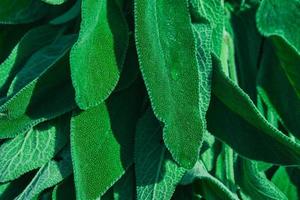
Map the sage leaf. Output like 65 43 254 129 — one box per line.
208 59 300 165
15 146 73 200
0 0 50 24
135 0 205 169
70 0 128 109
0 115 69 182
135 108 186 200
181 161 238 200
235 158 287 200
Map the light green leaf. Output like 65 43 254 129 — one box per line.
41 0 67 5
135 109 186 200
272 167 299 199
70 0 128 109
189 0 224 56
15 147 72 200
0 116 69 182
0 171 34 200
135 0 206 169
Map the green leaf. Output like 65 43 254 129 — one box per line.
0 35 76 139
135 108 186 200
113 167 135 200
0 171 34 200
70 0 128 109
135 0 206 169
256 0 300 98
189 0 224 56
181 161 238 200
258 41 300 139
0 115 69 182
231 7 262 101
15 146 73 200
71 104 127 200
272 167 298 200
71 78 143 199
215 145 236 192
207 59 300 165
236 158 287 200
256 0 300 54
50 0 81 25
0 26 63 97
0 0 50 24
52 176 75 200
0 25 29 63
41 0 67 5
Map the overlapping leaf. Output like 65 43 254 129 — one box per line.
135 0 206 169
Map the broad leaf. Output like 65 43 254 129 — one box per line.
236 158 287 200
71 78 144 199
257 0 300 98
113 167 135 200
15 147 72 200
272 167 299 200
181 161 238 200
52 176 75 200
70 0 128 109
0 116 69 182
207 59 300 165
135 109 185 200
135 0 206 169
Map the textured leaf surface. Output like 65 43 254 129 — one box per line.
0 116 69 182
208 60 300 165
272 167 298 200
181 161 238 200
135 109 185 200
135 0 205 169
15 147 72 200
189 0 224 56
0 35 76 139
257 0 300 97
70 0 128 109
71 78 143 199
236 158 287 200
258 41 300 139
1 34 75 118
257 0 300 53
71 104 126 200
0 26 62 97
